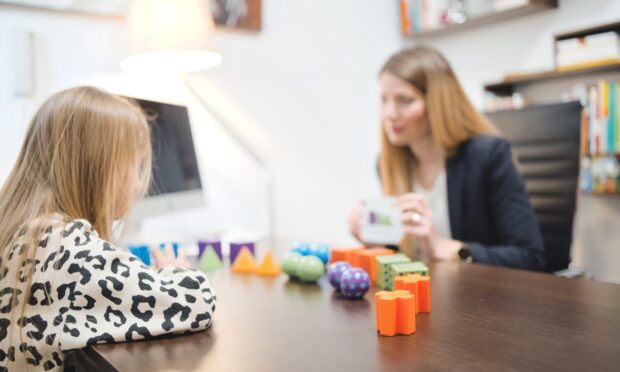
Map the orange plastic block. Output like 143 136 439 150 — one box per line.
417 276 431 313
256 250 281 276
357 248 394 283
329 246 364 265
394 274 420 314
375 290 416 336
232 247 256 273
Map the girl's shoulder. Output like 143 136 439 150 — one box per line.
58 218 102 245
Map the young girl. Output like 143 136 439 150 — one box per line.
0 87 216 371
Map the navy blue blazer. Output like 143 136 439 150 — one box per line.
445 135 544 271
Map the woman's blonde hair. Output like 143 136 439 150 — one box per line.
379 46 498 195
0 86 151 363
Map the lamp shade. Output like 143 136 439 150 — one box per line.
122 0 222 73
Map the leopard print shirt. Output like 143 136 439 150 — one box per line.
0 219 217 371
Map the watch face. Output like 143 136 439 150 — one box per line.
458 246 471 260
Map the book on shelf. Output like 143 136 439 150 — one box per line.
400 0 451 35
582 80 620 156
580 79 620 194
580 155 620 194
556 30 620 71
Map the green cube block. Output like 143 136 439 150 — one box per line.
376 254 411 290
387 261 429 290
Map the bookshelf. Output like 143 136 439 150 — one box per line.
483 21 620 195
485 63 620 96
401 0 557 38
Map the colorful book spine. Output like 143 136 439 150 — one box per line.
609 82 616 153
411 0 421 34
589 85 598 155
616 82 620 153
581 108 588 156
400 0 412 36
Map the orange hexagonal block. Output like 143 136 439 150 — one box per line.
374 290 416 336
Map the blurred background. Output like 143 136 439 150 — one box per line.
1 0 619 283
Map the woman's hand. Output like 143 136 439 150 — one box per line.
347 200 365 243
151 243 192 269
396 193 461 261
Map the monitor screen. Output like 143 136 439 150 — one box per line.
130 97 202 196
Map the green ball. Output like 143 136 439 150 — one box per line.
296 256 325 282
282 251 303 277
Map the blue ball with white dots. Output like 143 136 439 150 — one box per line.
339 268 370 299
310 243 330 265
291 242 313 256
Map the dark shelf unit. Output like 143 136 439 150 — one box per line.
410 0 557 38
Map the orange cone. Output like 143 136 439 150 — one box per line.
232 247 256 273
256 250 281 276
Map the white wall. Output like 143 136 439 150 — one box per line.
0 5 268 241
0 7 126 180
194 0 403 244
0 1 402 247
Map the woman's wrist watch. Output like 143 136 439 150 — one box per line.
457 243 473 263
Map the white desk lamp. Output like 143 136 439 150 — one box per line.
122 0 275 243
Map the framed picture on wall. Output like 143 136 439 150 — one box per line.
209 0 261 32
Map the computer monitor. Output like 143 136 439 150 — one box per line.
123 97 205 237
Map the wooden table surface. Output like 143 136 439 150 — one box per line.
76 261 620 371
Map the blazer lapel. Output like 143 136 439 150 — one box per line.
446 154 465 240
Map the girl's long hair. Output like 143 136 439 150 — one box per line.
0 86 152 367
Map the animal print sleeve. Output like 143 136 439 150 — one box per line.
55 221 216 351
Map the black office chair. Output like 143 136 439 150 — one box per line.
485 101 582 273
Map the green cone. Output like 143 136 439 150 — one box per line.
199 246 222 272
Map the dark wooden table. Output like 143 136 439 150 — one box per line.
71 262 620 371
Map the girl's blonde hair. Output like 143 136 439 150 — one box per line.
379 46 498 195
0 86 152 363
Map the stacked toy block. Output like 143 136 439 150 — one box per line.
375 290 416 336
356 248 394 283
329 246 364 266
375 273 431 336
376 254 411 290
393 274 431 313
386 261 429 290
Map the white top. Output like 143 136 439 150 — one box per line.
0 218 216 371
413 170 452 241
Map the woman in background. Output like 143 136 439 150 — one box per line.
348 46 544 271
0 87 216 371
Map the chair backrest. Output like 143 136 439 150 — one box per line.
485 101 582 272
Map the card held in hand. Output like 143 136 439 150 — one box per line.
360 197 404 245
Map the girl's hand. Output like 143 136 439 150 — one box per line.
151 243 192 269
